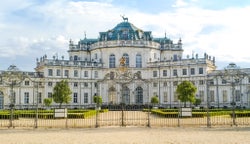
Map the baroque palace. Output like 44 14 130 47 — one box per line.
0 18 250 109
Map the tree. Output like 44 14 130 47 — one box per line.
151 95 159 109
194 98 201 107
52 80 72 108
176 80 197 107
43 98 52 107
93 95 102 105
151 95 159 106
93 95 102 109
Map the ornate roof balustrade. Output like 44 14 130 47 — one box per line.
90 40 160 49
37 59 102 68
146 58 215 68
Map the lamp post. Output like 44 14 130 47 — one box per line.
219 63 246 126
0 65 26 128
34 78 40 128
206 76 212 128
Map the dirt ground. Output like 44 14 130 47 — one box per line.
0 127 250 144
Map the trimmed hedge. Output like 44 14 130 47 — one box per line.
0 109 109 119
0 114 19 119
230 112 250 118
151 109 205 118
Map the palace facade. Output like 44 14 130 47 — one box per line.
1 19 250 109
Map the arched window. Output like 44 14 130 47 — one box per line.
123 53 129 66
74 55 78 61
122 86 130 104
136 54 142 68
108 86 117 104
135 87 143 104
109 54 116 68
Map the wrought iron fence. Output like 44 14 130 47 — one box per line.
0 105 250 129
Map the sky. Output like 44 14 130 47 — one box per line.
0 0 250 71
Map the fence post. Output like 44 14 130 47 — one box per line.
206 78 211 128
65 107 68 128
178 100 180 127
95 105 99 128
9 106 14 128
147 104 151 128
34 105 38 128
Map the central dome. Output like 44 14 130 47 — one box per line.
99 21 152 41
112 21 142 32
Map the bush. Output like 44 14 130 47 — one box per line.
230 112 250 118
67 113 85 119
0 114 19 119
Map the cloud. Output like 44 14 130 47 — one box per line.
172 0 189 8
0 0 250 70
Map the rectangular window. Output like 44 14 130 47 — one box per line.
199 80 204 85
208 80 214 85
84 93 88 103
163 70 167 77
182 69 187 75
235 90 241 102
56 69 61 76
210 90 215 102
48 69 53 76
48 92 52 98
94 71 98 78
84 82 88 87
191 68 195 75
24 92 29 104
174 92 178 102
38 92 42 103
24 81 30 86
74 70 78 77
173 69 177 76
199 91 204 102
84 71 88 77
73 82 78 87
163 92 168 102
73 93 78 103
94 83 98 88
153 71 157 77
223 90 227 102
153 82 158 87
199 68 203 74
64 70 69 77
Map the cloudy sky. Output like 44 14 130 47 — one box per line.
1 0 250 71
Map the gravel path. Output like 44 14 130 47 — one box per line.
0 127 250 144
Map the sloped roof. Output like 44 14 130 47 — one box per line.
99 21 152 41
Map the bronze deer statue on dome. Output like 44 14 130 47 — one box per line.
121 15 128 22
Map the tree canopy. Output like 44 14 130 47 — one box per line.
52 80 72 108
151 96 159 105
43 98 52 107
93 95 103 105
176 80 197 107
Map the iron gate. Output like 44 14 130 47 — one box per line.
98 104 150 127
